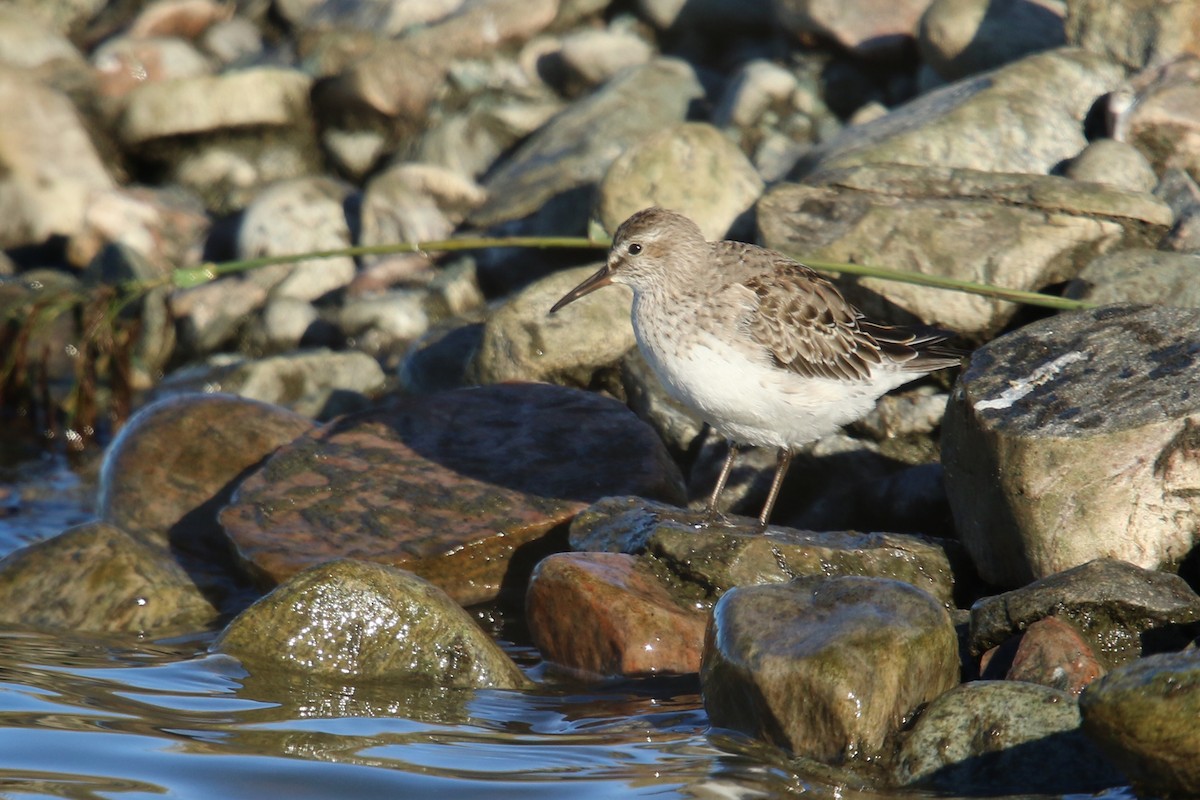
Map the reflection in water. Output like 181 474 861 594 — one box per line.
0 629 808 799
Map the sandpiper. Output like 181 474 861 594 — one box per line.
550 207 962 528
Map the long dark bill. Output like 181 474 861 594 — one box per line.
548 264 614 314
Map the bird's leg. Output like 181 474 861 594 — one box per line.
758 448 794 529
704 441 739 522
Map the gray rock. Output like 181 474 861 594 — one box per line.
895 680 1125 794
569 497 958 607
468 262 635 386
701 576 958 762
555 28 653 93
773 0 932 59
968 559 1200 669
118 67 321 212
636 0 775 31
2 0 105 38
1065 0 1200 71
1113 58 1200 187
0 5 84 70
275 0 465 36
91 35 214 103
247 296 321 353
397 319 484 394
0 65 114 249
1063 138 1158 193
170 276 269 356
0 521 218 633
415 94 564 180
712 60 798 131
596 122 763 240
237 176 357 301
338 289 431 359
942 306 1200 585
216 559 530 687
796 49 1123 178
758 165 1172 337
153 349 386 419
918 0 1065 81
200 17 264 65
1065 249 1200 306
66 184 209 273
1080 649 1200 797
469 58 705 233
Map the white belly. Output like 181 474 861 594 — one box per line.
635 313 912 449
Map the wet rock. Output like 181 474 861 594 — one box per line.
1063 138 1158 193
1065 249 1200 306
918 0 1065 81
216 559 530 688
943 306 1200 584
220 383 686 605
98 393 313 605
894 680 1126 794
237 176 358 302
0 66 114 249
596 122 763 240
526 552 707 676
759 166 1170 336
1003 616 1105 694
468 262 634 386
569 497 958 607
0 521 218 633
1066 0 1200 71
701 576 958 762
151 349 385 419
969 559 1200 669
797 49 1122 178
773 0 932 60
469 58 704 234
1079 649 1200 798
118 67 320 212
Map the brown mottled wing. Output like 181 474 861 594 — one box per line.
742 260 886 382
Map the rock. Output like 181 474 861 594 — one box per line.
398 319 484 394
701 576 958 762
570 497 959 607
127 0 232 39
311 0 558 130
220 384 686 605
596 122 763 240
1114 58 1200 184
969 559 1200 669
712 60 799 131
237 176 358 302
66 184 209 273
98 393 312 604
772 0 933 60
0 521 218 633
118 67 320 212
555 28 654 93
1065 249 1200 306
796 49 1123 178
636 0 775 31
200 16 263 65
943 306 1200 585
1079 649 1200 798
415 94 564 181
337 290 432 359
274 0 465 35
1064 137 1159 193
1002 616 1105 694
170 276 270 356
526 552 707 676
216 559 529 688
245 296 321 354
92 35 214 102
468 262 634 386
0 66 114 249
758 166 1171 337
1154 167 1200 251
918 0 1065 81
1065 0 1200 71
469 58 705 234
151 349 386 419
0 6 84 70
894 680 1126 793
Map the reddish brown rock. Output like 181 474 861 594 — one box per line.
220 383 686 606
1007 617 1105 694
526 552 707 677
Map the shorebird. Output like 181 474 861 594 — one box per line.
550 207 961 527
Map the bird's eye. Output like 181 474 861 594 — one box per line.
627 243 642 255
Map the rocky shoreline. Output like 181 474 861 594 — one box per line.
2 0 1200 796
